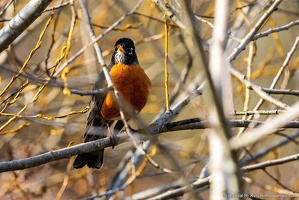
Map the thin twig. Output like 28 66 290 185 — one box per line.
230 101 299 150
150 0 186 30
0 14 54 131
239 37 299 135
240 129 299 165
233 110 286 116
242 153 299 172
229 63 290 110
270 36 299 89
227 0 283 62
238 35 299 135
0 0 14 17
44 1 71 12
243 42 255 113
138 177 210 200
164 14 170 111
261 88 299 96
253 19 299 40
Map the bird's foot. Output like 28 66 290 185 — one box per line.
107 124 117 149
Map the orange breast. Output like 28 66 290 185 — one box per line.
100 64 151 120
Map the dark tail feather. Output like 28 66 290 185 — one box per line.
73 149 104 169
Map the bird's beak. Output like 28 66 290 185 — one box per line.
117 45 126 54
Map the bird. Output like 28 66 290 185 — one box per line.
73 38 152 169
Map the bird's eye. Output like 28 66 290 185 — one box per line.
128 47 134 55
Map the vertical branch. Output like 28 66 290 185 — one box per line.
79 0 106 67
164 14 170 111
62 0 77 95
207 0 242 198
239 42 255 135
243 42 255 113
64 0 77 61
55 158 74 200
182 0 242 198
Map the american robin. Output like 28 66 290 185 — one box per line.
73 38 151 169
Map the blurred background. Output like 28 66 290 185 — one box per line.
0 0 298 199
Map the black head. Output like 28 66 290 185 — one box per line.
111 38 139 65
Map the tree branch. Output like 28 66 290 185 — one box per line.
1 118 299 173
230 101 299 150
0 0 54 52
0 133 128 173
242 153 299 172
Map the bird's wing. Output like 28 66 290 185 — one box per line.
84 68 110 142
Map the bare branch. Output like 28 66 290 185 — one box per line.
0 0 54 52
229 63 290 110
261 88 299 96
0 133 128 173
230 101 299 150
240 129 299 165
227 0 283 62
253 19 299 40
150 0 186 30
242 153 299 172
233 110 286 116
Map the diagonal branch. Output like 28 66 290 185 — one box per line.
0 0 54 52
227 0 283 62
